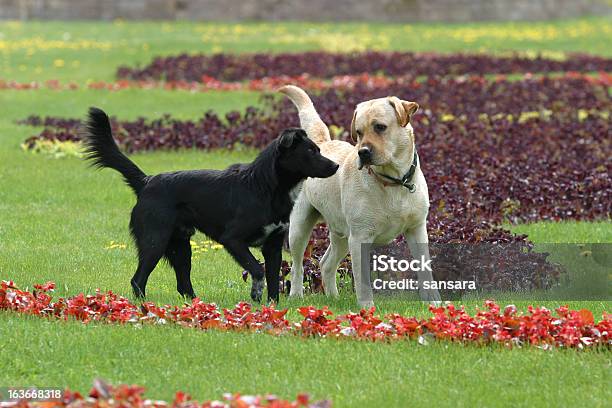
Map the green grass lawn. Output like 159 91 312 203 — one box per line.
0 19 610 407
1 316 610 407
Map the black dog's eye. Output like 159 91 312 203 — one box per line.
374 123 387 133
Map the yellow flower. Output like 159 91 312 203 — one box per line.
105 240 127 250
0 37 112 52
53 59 65 67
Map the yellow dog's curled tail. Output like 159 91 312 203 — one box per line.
278 85 331 146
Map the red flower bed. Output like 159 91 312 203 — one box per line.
115 51 612 82
0 74 352 93
4 72 611 94
2 378 328 408
1 281 610 349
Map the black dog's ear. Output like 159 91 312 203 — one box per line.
279 128 302 149
279 130 295 149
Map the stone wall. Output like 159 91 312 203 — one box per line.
1 0 610 21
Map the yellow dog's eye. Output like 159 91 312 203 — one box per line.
374 123 387 133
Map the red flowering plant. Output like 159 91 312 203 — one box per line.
1 281 609 349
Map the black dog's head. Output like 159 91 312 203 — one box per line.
277 128 339 178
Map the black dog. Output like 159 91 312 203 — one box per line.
83 107 338 302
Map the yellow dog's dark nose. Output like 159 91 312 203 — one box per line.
358 147 372 162
358 147 373 170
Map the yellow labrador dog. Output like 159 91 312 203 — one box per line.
279 85 441 307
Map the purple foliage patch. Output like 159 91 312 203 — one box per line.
116 51 612 82
19 75 611 293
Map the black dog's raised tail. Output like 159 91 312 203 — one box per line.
83 107 148 195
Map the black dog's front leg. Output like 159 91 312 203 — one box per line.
262 230 285 303
222 239 265 302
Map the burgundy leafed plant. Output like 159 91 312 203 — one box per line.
18 74 611 292
115 51 612 82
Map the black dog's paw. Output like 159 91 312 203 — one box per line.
250 278 264 303
266 295 280 305
131 279 146 299
180 290 196 300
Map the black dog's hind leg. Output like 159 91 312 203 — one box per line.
262 230 285 303
131 245 167 298
165 238 196 298
130 205 174 298
222 239 265 302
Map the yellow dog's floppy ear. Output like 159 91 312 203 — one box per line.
350 109 357 142
388 96 419 127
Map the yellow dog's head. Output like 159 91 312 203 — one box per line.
351 96 419 169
